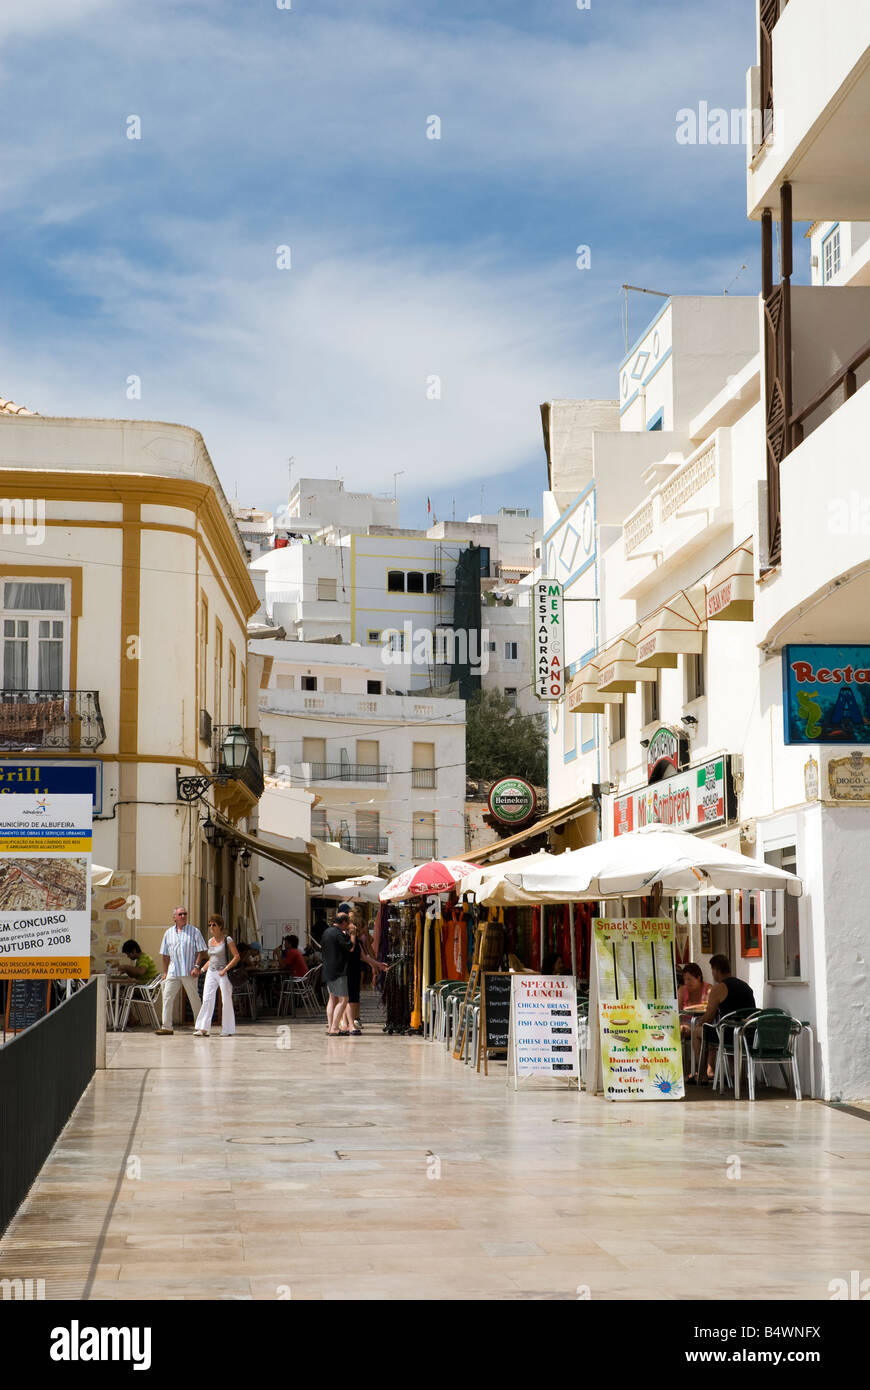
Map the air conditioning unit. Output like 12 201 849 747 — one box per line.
199 708 213 745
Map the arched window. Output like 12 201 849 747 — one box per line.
387 571 405 593
407 572 424 593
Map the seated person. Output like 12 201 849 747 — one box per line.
280 934 309 977
691 954 756 1083
542 951 566 975
678 962 710 1033
115 940 157 982
235 941 260 969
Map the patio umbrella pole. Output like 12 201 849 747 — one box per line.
569 902 577 980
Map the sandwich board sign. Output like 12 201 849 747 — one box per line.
593 917 683 1100
507 973 580 1089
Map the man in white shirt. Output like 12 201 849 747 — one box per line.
156 907 208 1033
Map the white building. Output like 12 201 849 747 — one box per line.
253 638 466 868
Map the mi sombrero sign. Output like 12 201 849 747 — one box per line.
488 777 537 826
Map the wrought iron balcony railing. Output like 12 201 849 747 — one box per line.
411 768 436 788
0 690 105 750
412 838 437 860
308 762 389 783
212 725 265 801
338 834 388 855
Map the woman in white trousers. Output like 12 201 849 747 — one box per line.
194 914 240 1036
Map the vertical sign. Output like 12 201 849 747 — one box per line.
533 578 564 701
508 974 580 1086
0 794 92 980
593 918 684 1101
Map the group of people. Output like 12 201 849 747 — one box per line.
678 954 757 1084
320 902 386 1036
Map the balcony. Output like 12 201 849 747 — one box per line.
306 762 390 785
412 838 437 860
411 768 437 788
339 834 388 855
0 690 105 751
749 0 870 222
620 434 732 598
212 725 265 802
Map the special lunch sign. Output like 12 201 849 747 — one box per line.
783 645 870 745
613 757 732 835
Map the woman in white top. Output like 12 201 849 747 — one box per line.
194 914 241 1036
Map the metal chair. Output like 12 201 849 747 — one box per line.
278 966 320 1018
739 1010 803 1100
118 975 162 1031
710 1009 758 1091
232 974 257 1020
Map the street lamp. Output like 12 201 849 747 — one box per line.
175 725 252 802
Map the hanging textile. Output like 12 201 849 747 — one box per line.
410 907 423 1031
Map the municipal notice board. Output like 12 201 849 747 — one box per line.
0 794 92 980
508 974 580 1085
593 918 683 1101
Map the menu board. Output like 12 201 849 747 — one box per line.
478 971 511 1073
0 794 92 980
593 918 684 1101
5 979 51 1034
508 974 580 1086
90 870 134 977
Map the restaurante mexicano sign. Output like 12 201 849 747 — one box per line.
533 578 564 701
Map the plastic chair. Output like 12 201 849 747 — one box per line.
740 1010 803 1100
118 975 162 1031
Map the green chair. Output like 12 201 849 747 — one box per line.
740 1010 803 1101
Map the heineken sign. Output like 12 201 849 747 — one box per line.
488 777 537 825
533 578 564 701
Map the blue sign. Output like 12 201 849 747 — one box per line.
0 762 102 812
783 646 870 745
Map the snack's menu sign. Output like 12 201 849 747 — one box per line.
0 794 92 980
509 974 580 1083
91 870 134 976
593 918 684 1101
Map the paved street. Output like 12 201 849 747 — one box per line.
1 1002 868 1301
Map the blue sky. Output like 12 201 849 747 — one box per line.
0 0 770 528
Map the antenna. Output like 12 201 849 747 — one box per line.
723 263 748 296
621 284 670 354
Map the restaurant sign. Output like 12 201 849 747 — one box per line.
488 777 537 825
613 756 734 836
532 578 564 701
783 645 870 744
646 726 688 784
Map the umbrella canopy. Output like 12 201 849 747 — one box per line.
379 859 481 902
460 850 559 906
506 824 803 901
312 875 386 904
91 864 115 886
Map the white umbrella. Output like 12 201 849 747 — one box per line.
506 824 804 901
311 875 386 904
461 851 558 906
91 864 115 886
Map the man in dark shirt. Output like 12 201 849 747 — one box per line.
321 913 352 1036
691 954 757 1083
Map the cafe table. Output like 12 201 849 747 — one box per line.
248 968 295 1019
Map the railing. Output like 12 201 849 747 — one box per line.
213 725 265 800
411 768 436 788
0 690 106 751
760 0 790 142
412 838 437 860
308 762 389 783
339 834 388 855
623 502 655 556
791 335 870 446
623 438 719 557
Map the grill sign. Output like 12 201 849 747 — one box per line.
488 777 537 825
533 579 564 701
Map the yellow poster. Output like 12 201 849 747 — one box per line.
593 918 684 1101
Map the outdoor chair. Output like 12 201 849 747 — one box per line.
710 1009 759 1091
423 979 450 1038
232 975 257 1021
118 974 162 1031
278 966 320 1018
739 1010 803 1101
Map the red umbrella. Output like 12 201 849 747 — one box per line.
378 859 481 902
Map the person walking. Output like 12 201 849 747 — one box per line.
156 906 208 1034
321 911 352 1036
345 906 387 1034
193 914 240 1036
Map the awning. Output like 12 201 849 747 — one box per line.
211 817 374 884
454 793 597 864
706 541 754 622
636 585 707 669
597 627 658 693
568 660 623 713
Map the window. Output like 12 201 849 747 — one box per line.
426 572 440 593
240 663 246 722
214 620 223 727
646 408 664 431
276 674 295 690
302 736 325 766
366 679 382 694
387 631 405 653
311 808 329 839
198 594 208 713
412 742 436 788
1 580 70 691
764 845 802 980
486 641 497 653
301 676 317 692
407 572 424 594
685 642 706 702
228 646 236 723
367 629 381 645
413 811 436 857
822 226 841 284
324 676 341 692
478 548 491 578
505 687 518 710
356 809 381 849
434 629 450 663
356 739 379 769
387 571 405 593
609 699 625 744
642 673 660 726
316 577 337 602
504 641 519 661
738 891 762 959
